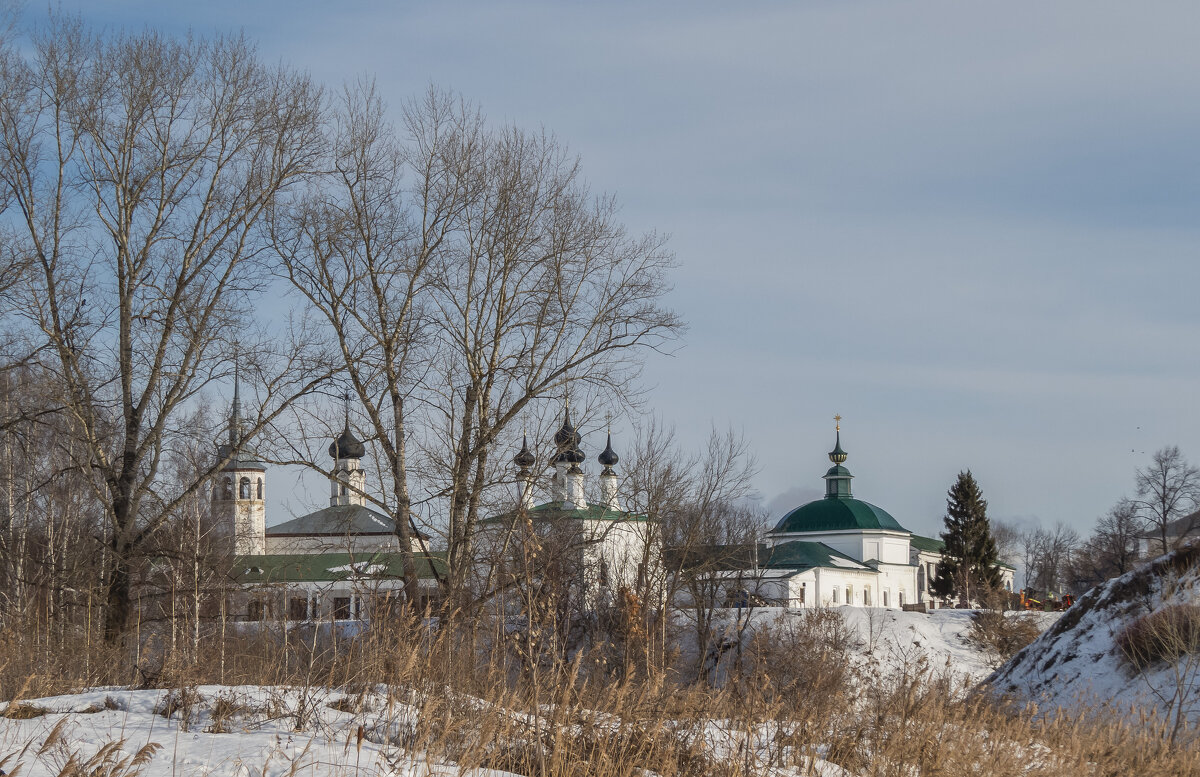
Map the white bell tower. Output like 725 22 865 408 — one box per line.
329 396 366 506
213 356 266 555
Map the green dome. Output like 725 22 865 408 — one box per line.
772 496 909 534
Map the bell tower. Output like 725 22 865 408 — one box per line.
328 394 367 506
213 353 266 555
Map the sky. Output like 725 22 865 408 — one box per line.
45 1 1200 540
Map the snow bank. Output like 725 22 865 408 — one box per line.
985 543 1200 726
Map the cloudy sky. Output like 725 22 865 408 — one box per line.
50 1 1200 539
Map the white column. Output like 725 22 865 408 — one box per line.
567 468 586 509
600 472 620 511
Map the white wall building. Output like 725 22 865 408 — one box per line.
681 423 1013 609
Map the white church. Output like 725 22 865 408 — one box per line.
214 379 441 622
684 421 1014 609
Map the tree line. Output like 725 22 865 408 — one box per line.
0 15 683 648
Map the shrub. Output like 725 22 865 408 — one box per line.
1116 603 1200 670
3 702 48 719
968 610 1042 661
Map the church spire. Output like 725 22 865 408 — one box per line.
228 343 242 449
824 415 853 499
829 414 847 464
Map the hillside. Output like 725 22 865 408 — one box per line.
985 543 1200 733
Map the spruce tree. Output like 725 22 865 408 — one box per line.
930 470 1003 606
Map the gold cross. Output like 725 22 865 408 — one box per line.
834 414 842 431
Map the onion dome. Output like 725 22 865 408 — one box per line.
598 433 619 474
553 408 585 464
514 434 535 469
329 424 365 460
829 429 847 465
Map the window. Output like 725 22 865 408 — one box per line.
899 591 905 607
797 583 806 606
599 560 610 587
223 477 232 499
333 597 351 620
340 482 348 497
864 588 872 607
239 477 251 499
832 587 839 604
256 478 263 500
288 597 308 621
846 586 853 605
248 600 266 620
883 590 889 608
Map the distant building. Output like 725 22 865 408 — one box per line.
1138 510 1200 556
215 375 442 622
480 407 655 606
679 421 1014 609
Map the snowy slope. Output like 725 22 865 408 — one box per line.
985 543 1200 724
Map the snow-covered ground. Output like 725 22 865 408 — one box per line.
986 544 1200 729
0 607 1063 776
0 686 518 777
696 606 1060 687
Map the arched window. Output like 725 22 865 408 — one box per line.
256 478 263 500
239 477 251 499
340 481 348 497
832 587 839 604
883 590 889 607
899 591 905 607
864 587 872 607
223 477 233 499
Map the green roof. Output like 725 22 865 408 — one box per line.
909 533 1015 570
909 534 945 553
232 552 446 584
667 541 870 573
771 497 909 534
764 540 871 571
483 501 650 525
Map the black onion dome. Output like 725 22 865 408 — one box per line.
598 433 619 467
553 408 582 449
553 408 585 464
514 434 535 468
329 425 366 460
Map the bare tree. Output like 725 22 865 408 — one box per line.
271 82 465 603
413 98 682 603
624 421 765 681
1020 522 1079 597
0 18 331 641
1134 446 1200 556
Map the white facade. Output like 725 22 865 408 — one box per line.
214 467 267 555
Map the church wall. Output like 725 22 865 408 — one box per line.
811 567 880 607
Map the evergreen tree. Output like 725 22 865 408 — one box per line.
931 470 1003 606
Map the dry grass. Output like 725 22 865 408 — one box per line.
969 610 1043 661
1116 603 1200 671
0 607 1197 776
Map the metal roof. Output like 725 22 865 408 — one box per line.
232 551 446 584
267 504 397 536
